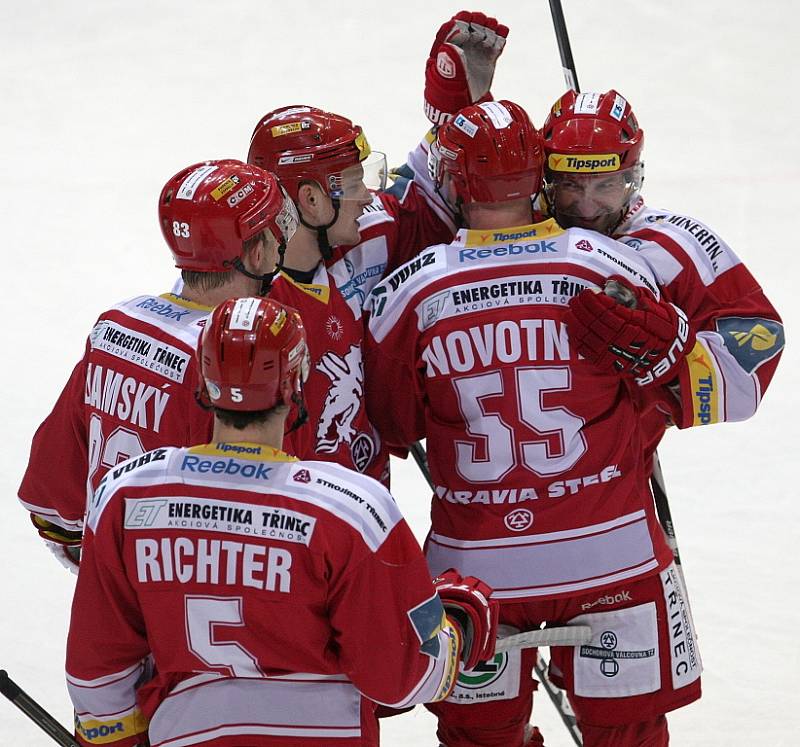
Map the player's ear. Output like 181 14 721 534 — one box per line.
296 182 326 220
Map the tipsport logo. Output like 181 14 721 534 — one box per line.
547 153 620 173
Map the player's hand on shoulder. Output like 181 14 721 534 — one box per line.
424 10 509 125
565 276 695 387
31 514 82 572
434 568 499 670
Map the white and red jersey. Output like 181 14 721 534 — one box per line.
270 158 453 483
616 198 784 441
18 293 212 532
365 218 677 601
66 444 461 747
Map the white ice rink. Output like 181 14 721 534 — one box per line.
2 1 798 744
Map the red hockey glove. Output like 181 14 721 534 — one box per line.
434 568 499 670
424 11 508 125
565 277 695 387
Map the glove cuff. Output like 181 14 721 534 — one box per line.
424 49 472 125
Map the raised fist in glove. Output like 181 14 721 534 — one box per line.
434 568 499 670
565 277 695 387
424 11 509 125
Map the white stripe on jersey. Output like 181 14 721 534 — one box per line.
111 294 208 349
67 660 146 718
426 510 658 599
368 222 661 343
148 676 362 746
328 234 390 320
620 204 742 285
87 449 403 553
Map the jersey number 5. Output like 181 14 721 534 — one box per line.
185 595 264 677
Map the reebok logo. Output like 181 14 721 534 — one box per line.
580 590 632 611
135 298 191 321
181 456 272 480
459 241 558 262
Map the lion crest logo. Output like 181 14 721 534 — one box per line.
316 344 365 456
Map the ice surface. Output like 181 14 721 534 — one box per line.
2 1 797 744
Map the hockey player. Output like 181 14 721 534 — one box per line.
541 89 784 452
244 11 508 484
65 295 498 747
365 101 705 746
17 159 297 570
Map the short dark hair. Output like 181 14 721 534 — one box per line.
182 232 265 293
213 402 288 430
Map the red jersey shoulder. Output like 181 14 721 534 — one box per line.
84 294 211 477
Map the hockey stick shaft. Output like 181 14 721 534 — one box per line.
496 625 592 653
0 670 80 747
410 440 582 744
548 0 580 92
651 452 681 565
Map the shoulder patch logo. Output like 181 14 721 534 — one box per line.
408 594 447 658
350 433 376 473
293 468 311 484
715 317 785 374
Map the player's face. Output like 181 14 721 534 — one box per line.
327 163 374 246
549 171 631 235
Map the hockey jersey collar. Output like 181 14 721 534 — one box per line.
190 442 298 462
454 217 564 247
276 264 331 304
161 292 214 312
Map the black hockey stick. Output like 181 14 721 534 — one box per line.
409 440 583 746
548 0 580 92
547 1 693 739
650 452 685 576
0 670 80 747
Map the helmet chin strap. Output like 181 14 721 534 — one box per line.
434 183 464 229
298 199 340 261
231 238 287 295
287 382 308 433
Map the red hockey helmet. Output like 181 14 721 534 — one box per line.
198 297 309 412
247 105 387 201
159 159 299 272
541 90 644 232
429 100 543 207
